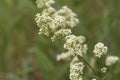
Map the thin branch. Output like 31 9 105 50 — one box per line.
77 55 99 77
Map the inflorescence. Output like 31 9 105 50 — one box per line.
35 0 119 80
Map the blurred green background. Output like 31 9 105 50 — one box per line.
0 0 120 80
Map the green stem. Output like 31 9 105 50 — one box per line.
101 67 112 80
77 56 99 77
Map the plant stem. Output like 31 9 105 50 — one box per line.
77 55 99 76
101 67 112 80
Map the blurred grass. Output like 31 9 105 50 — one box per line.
0 0 120 80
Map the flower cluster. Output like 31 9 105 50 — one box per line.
101 67 107 73
35 0 86 79
106 56 119 66
35 13 54 36
64 35 87 56
36 0 55 8
35 0 79 38
57 51 73 61
55 6 79 28
93 42 119 66
70 57 85 80
35 0 119 80
51 29 72 41
93 42 108 58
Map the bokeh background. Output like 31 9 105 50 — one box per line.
0 0 120 80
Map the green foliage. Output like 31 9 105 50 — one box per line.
0 0 120 80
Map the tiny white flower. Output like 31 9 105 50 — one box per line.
53 15 65 27
51 29 72 41
92 78 96 80
36 0 55 8
35 13 54 36
45 0 55 7
106 56 119 66
101 67 107 73
55 6 79 28
70 58 85 80
36 0 46 8
64 35 87 56
42 7 56 14
93 42 108 58
56 51 73 61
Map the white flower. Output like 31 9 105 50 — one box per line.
101 67 107 73
70 57 80 64
64 35 87 56
45 0 55 7
36 0 46 8
70 57 85 80
51 29 72 41
53 15 65 27
56 51 73 61
55 6 79 28
35 0 79 38
106 56 119 66
35 13 54 36
36 0 55 8
42 7 56 14
93 42 108 58
92 78 96 80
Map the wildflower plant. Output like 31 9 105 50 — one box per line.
35 0 119 80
